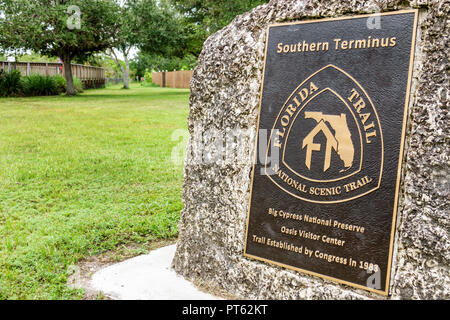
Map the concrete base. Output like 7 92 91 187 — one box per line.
90 244 220 300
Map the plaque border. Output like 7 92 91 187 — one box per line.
244 9 419 296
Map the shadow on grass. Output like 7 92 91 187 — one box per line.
0 87 190 102
65 87 190 101
83 91 189 99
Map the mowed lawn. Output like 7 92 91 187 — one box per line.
0 84 190 299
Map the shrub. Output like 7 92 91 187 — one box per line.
141 69 159 88
73 76 84 94
21 74 63 96
144 68 153 83
0 70 23 97
0 71 84 97
53 75 66 93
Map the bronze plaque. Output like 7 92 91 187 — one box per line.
244 10 418 295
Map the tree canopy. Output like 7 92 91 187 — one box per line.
167 0 269 61
171 0 268 33
133 0 268 74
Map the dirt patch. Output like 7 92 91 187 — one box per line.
67 238 177 300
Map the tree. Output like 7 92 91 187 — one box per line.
0 0 120 95
107 0 137 89
171 0 268 33
109 0 183 89
170 0 268 58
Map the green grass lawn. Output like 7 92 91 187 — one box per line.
0 84 190 299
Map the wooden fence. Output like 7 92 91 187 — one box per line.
152 70 193 89
0 61 106 88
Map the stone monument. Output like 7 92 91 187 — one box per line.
172 0 449 299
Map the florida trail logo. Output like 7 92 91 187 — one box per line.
264 64 384 203
302 112 354 173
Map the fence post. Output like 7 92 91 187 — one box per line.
162 71 167 88
27 62 31 76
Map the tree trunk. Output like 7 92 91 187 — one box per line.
122 54 130 89
109 48 131 90
62 54 76 96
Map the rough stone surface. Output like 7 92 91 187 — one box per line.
172 0 449 299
